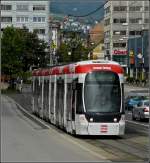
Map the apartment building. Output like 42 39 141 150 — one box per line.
1 1 50 42
104 0 149 72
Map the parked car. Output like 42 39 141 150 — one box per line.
125 90 149 111
132 100 149 121
125 96 147 111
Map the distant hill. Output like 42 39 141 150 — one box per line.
50 0 105 24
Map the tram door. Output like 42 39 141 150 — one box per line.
43 80 49 119
56 79 64 127
66 81 77 133
71 80 77 133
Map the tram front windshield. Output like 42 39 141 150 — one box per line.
84 71 121 113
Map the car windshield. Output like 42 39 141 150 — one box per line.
84 71 121 113
144 101 149 106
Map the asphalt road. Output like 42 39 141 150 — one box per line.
1 95 109 162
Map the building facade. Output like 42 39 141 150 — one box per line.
104 0 149 72
1 0 50 42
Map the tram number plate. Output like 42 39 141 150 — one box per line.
100 124 108 133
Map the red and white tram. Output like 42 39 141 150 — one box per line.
32 60 125 135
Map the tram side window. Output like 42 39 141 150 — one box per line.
44 80 47 98
46 81 49 101
44 80 49 99
50 82 54 113
66 83 72 120
33 79 35 95
36 79 39 95
56 81 60 113
39 82 42 97
76 83 84 114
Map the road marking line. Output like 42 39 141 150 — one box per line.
5 95 111 162
126 120 149 127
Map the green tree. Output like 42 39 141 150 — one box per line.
1 26 24 77
57 31 89 63
1 26 48 79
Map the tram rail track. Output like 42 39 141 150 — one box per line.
82 136 148 162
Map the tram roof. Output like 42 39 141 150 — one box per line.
32 60 123 76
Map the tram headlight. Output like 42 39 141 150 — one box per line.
114 118 117 122
90 118 93 122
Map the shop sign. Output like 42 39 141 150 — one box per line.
113 50 127 55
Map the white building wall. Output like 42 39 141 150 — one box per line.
1 0 50 43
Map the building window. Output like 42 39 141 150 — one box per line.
129 18 142 24
120 18 126 24
104 18 110 26
129 6 142 11
1 4 12 10
136 31 142 35
113 18 119 23
120 6 127 11
113 6 120 11
105 6 110 14
129 30 142 36
1 17 12 22
33 5 45 11
33 29 45 34
105 43 110 49
113 31 126 35
145 6 149 11
16 16 28 22
16 5 28 11
113 18 126 24
33 17 46 22
144 18 149 23
113 42 126 48
104 31 110 37
129 31 135 35
113 6 127 11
